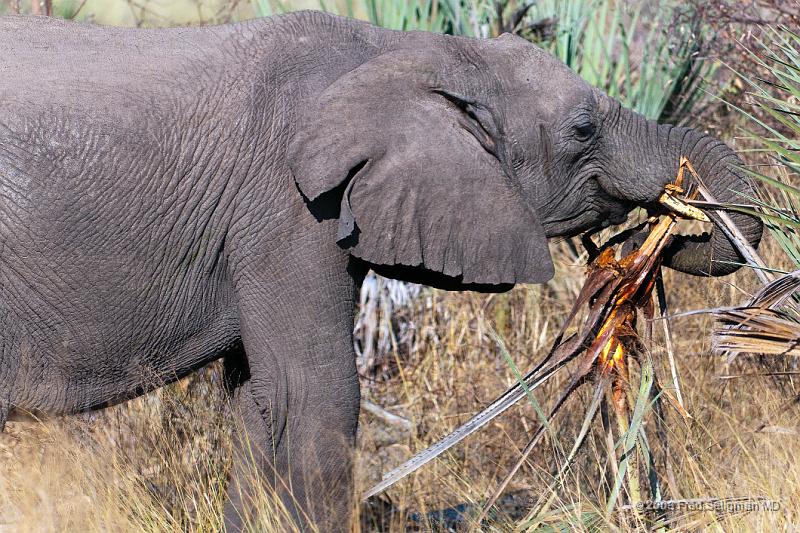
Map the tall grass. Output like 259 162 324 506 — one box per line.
252 0 494 35
703 27 800 372
738 26 800 267
3 269 793 531
528 0 715 122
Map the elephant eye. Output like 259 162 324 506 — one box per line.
574 119 596 141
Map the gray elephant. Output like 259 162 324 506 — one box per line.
0 10 761 532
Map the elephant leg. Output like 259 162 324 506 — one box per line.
223 259 360 532
223 370 359 532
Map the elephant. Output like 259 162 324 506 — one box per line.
0 9 761 532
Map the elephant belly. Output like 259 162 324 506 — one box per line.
0 251 240 417
1 307 240 418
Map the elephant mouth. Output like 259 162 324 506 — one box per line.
604 209 630 227
649 188 713 240
645 206 712 237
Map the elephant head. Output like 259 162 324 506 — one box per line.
288 31 762 288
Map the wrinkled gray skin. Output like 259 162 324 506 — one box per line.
0 10 761 531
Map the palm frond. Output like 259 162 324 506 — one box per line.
713 270 800 358
715 308 800 357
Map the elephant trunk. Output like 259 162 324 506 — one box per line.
603 99 763 277
659 127 763 276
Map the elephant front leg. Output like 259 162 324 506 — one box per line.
223 275 361 532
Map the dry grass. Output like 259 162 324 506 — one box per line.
355 237 799 532
0 237 798 532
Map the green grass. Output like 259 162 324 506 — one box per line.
735 26 800 267
528 0 715 122
252 0 494 35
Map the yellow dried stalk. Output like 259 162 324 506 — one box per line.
595 156 705 374
477 157 707 523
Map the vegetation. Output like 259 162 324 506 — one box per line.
0 1 798 532
740 25 800 268
708 26 800 369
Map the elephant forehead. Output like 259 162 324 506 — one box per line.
478 43 593 113
496 82 593 131
485 37 580 83
516 62 589 102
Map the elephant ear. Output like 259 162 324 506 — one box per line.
288 46 553 286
